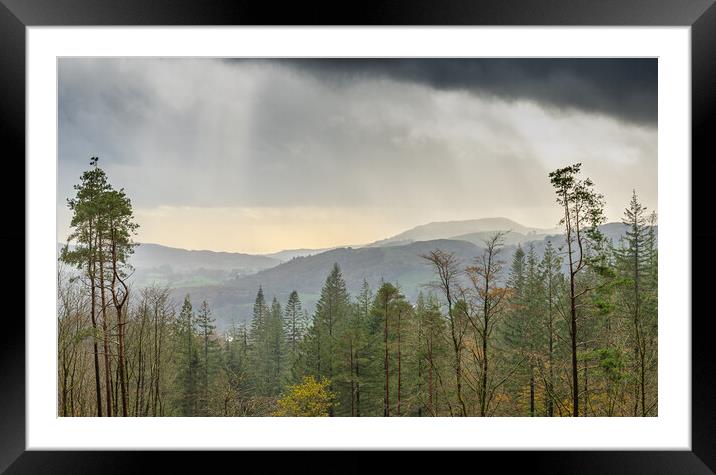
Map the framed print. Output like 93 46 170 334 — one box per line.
4 0 716 472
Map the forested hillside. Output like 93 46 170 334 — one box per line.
58 160 657 417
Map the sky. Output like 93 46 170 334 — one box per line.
58 58 657 254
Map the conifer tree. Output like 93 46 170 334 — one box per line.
248 287 270 395
615 191 657 416
549 163 606 416
196 300 217 414
539 240 565 416
312 263 351 415
176 294 199 416
283 291 306 368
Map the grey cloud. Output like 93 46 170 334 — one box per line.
244 58 657 125
58 58 656 226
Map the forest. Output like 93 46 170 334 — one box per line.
58 159 657 417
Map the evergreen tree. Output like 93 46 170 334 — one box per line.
615 191 657 416
195 300 217 415
311 264 352 415
549 163 607 416
267 297 286 395
60 157 113 416
248 287 271 395
539 240 565 416
283 291 306 369
176 294 199 416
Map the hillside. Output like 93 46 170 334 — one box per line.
449 230 550 246
92 243 281 289
172 239 482 329
369 217 555 247
170 222 656 330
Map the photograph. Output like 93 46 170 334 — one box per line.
56 57 658 418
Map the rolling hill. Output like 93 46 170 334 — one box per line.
368 217 556 247
58 218 655 330
168 222 656 330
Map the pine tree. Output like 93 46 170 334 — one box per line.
267 297 286 395
60 157 113 416
615 190 657 416
311 264 352 415
283 291 306 369
195 300 217 414
176 294 199 416
539 240 565 416
549 163 606 416
248 287 271 396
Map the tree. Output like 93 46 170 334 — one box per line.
502 243 542 415
421 249 468 416
284 290 306 367
267 296 286 395
549 163 606 416
351 279 374 416
372 282 400 416
274 376 337 417
248 287 270 395
539 240 565 416
61 157 138 417
195 300 217 414
311 263 351 415
101 186 139 417
176 294 199 416
61 157 112 416
464 232 510 416
615 191 657 416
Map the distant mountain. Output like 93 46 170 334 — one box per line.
449 230 550 247
369 217 556 247
262 248 334 262
127 243 281 288
170 222 656 330
171 239 483 330
132 243 280 271
59 219 655 330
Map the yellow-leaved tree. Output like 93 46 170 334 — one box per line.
274 376 337 417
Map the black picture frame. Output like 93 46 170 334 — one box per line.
3 0 714 472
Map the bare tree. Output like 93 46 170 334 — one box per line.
464 232 509 416
421 249 468 416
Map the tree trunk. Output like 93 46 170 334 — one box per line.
397 309 402 417
480 275 490 417
98 235 112 417
563 195 579 417
111 236 128 417
88 228 102 416
349 341 355 417
428 333 434 415
481 321 488 417
384 299 390 417
355 357 361 417
529 366 535 417
547 315 554 417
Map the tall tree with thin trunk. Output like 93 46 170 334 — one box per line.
284 290 306 369
196 300 216 414
421 250 468 416
539 240 564 417
61 157 111 416
100 186 138 417
615 190 655 416
373 282 400 417
177 294 198 416
549 163 606 417
464 232 509 417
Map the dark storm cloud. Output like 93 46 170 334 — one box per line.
238 58 657 125
57 57 657 240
